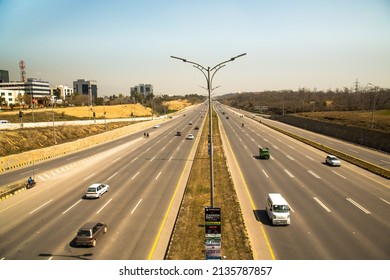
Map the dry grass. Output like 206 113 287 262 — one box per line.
0 122 133 157
166 110 253 260
295 110 390 133
163 99 192 111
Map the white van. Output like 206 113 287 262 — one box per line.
0 120 10 124
266 193 291 225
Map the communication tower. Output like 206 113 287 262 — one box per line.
19 60 27 82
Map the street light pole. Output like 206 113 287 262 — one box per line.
171 53 246 207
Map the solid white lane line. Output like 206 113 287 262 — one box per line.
156 171 162 180
284 169 294 178
67 156 78 160
332 171 347 179
29 199 53 215
96 198 112 214
308 170 321 179
380 159 390 165
262 169 269 178
62 200 82 215
380 198 390 205
346 198 371 214
131 199 142 214
83 172 96 181
131 171 140 180
313 197 331 212
107 172 118 181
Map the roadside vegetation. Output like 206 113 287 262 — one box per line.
0 101 193 157
218 89 390 133
166 110 253 260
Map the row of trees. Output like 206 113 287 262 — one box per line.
217 87 390 114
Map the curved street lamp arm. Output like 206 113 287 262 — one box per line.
170 55 207 71
210 53 246 72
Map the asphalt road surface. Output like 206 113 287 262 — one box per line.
0 104 206 260
217 103 390 259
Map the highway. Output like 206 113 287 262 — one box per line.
0 105 206 260
217 103 390 259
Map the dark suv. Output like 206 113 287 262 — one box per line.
75 222 107 247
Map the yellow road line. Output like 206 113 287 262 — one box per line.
223 122 276 260
147 119 201 260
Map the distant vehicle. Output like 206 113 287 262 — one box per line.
75 222 107 247
266 193 291 226
153 124 160 128
194 126 199 130
186 134 194 140
189 121 192 125
0 120 10 124
226 116 229 119
85 183 109 199
259 147 270 159
325 155 341 166
176 131 182 136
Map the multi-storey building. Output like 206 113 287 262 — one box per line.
130 83 153 97
73 79 97 105
0 78 50 105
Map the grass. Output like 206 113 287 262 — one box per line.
295 110 390 133
165 109 253 260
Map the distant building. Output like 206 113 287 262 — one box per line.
131 83 153 97
0 89 20 105
52 85 74 100
73 79 97 104
0 78 50 104
0 70 10 83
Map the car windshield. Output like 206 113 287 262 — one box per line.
87 187 97 192
272 205 289 213
77 230 91 237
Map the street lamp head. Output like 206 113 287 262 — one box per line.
170 55 187 62
231 52 247 61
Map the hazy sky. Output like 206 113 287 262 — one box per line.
1 0 389 97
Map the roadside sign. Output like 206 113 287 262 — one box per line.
205 207 221 260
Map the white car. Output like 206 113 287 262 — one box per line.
325 155 341 166
85 183 110 199
186 134 194 140
153 124 160 128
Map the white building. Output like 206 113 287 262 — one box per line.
0 89 22 105
52 85 74 100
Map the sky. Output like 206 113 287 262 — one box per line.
1 0 389 97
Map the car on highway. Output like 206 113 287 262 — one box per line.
325 155 341 166
153 124 160 128
84 183 109 199
186 134 194 140
75 222 107 247
194 126 199 130
176 131 182 136
188 121 192 125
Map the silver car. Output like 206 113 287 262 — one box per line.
85 183 110 199
325 155 341 166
